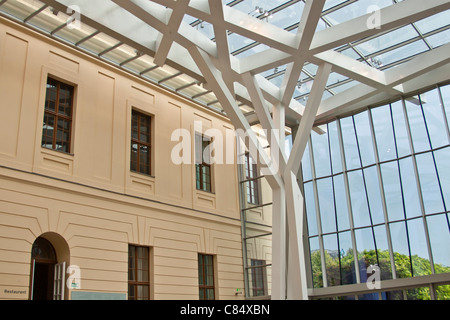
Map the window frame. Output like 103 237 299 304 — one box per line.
198 253 215 300
130 109 152 176
128 245 150 300
245 152 260 205
250 259 268 297
195 133 213 193
41 77 75 154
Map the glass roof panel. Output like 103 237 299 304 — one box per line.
355 25 419 56
53 22 97 45
373 40 429 68
178 84 208 99
265 1 304 30
1 0 450 119
426 28 450 49
161 73 198 90
0 0 44 20
415 10 450 34
78 32 121 56
27 6 67 33
123 54 157 74
101 43 136 65
324 0 392 25
143 64 181 83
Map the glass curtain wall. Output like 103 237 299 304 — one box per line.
302 83 450 300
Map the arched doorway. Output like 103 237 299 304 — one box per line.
30 235 68 300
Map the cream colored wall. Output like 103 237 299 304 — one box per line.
0 18 243 300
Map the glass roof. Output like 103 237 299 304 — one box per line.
0 0 449 120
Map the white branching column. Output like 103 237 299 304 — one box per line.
188 40 331 298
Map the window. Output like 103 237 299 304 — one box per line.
251 259 267 297
128 245 150 300
245 152 260 205
195 133 212 192
41 77 74 153
198 254 215 300
131 110 152 175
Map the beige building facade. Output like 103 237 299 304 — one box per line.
0 17 246 300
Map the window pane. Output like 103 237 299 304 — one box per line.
339 231 355 285
348 170 371 228
45 81 57 112
434 147 450 209
311 130 331 178
354 111 375 166
439 85 450 130
372 105 396 162
309 237 323 288
301 141 313 181
317 178 336 234
416 152 444 214
305 181 318 236
354 227 376 283
391 100 411 158
323 234 340 287
363 166 384 225
407 218 432 277
436 285 450 300
373 225 393 280
340 117 361 170
380 161 404 222
406 287 431 300
426 214 450 273
420 88 449 149
405 98 430 153
328 121 343 174
390 221 412 278
399 157 421 219
334 174 350 231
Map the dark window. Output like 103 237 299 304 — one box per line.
251 259 267 297
41 77 74 153
245 152 260 204
128 245 150 300
195 134 212 192
198 254 215 300
131 110 152 175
